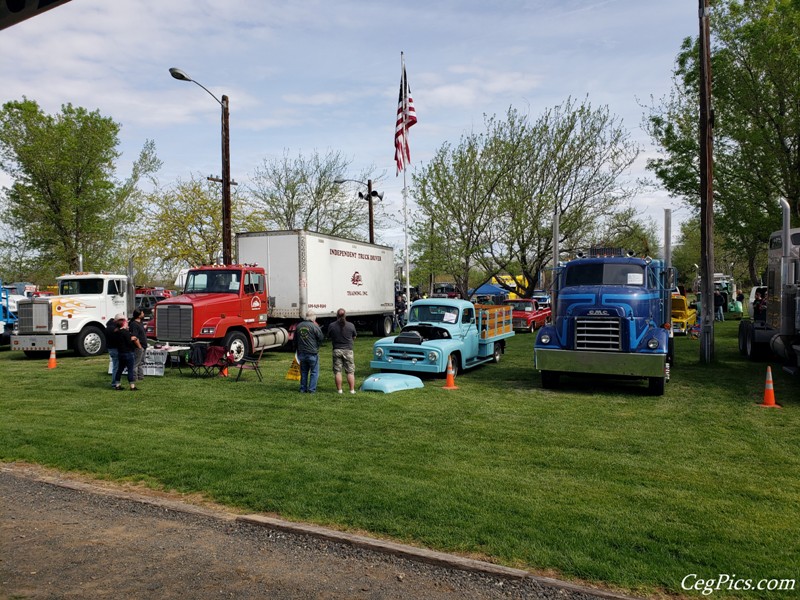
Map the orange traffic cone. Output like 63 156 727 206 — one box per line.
47 347 57 369
759 366 780 408
443 356 458 390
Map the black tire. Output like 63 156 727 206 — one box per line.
446 353 461 376
528 322 536 334
75 325 106 357
23 350 50 359
541 370 559 389
745 324 765 361
372 315 394 337
380 315 394 337
223 330 250 363
667 337 675 367
648 376 666 396
491 342 502 363
738 321 750 356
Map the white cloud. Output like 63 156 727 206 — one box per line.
0 0 697 235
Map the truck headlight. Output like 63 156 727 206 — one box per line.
427 351 437 361
647 338 659 349
540 334 551 344
375 347 384 358
60 320 69 330
201 327 215 335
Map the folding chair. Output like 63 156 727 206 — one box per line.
202 345 229 377
236 347 264 382
187 343 207 377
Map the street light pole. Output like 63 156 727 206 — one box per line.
366 179 375 245
220 95 232 264
333 178 382 245
169 67 233 264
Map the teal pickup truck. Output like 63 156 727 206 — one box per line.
370 298 515 374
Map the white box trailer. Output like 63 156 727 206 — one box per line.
236 230 396 336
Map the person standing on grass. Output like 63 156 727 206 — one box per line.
714 290 725 322
327 308 357 394
296 310 324 393
111 317 142 391
129 309 148 383
106 313 124 389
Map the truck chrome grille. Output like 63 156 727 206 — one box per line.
385 347 428 361
156 305 193 342
16 301 51 334
512 317 529 329
575 317 622 351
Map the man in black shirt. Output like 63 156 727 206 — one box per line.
327 308 357 394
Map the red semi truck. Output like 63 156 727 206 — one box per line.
147 230 396 360
145 264 287 361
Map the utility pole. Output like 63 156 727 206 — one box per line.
366 179 375 245
699 0 716 363
221 95 232 264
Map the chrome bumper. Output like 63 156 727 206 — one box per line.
534 348 667 378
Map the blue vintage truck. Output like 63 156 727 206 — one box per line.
534 251 675 395
370 298 514 374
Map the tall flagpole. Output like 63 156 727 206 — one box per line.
402 52 412 317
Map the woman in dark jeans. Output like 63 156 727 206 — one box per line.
111 318 143 391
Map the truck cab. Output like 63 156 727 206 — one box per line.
12 272 132 357
370 298 514 374
534 254 674 395
147 265 286 360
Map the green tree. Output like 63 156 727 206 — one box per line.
645 0 800 284
247 149 381 241
0 99 160 279
593 207 660 257
131 174 258 279
413 101 638 299
490 100 639 297
411 112 520 299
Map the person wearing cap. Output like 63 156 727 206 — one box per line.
106 313 125 389
295 310 324 393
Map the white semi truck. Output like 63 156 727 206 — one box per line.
236 230 396 336
11 272 134 357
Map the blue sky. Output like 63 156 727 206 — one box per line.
1 0 698 250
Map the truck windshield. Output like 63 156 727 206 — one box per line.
185 270 241 293
58 279 104 295
564 264 645 287
410 304 459 323
433 283 456 295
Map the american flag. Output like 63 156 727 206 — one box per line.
394 64 417 175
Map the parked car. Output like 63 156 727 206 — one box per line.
135 294 166 320
503 298 551 333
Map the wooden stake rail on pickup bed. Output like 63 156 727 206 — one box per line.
475 305 513 339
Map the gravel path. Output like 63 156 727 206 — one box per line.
1 463 637 600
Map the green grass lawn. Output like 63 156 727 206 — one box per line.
2 322 799 598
